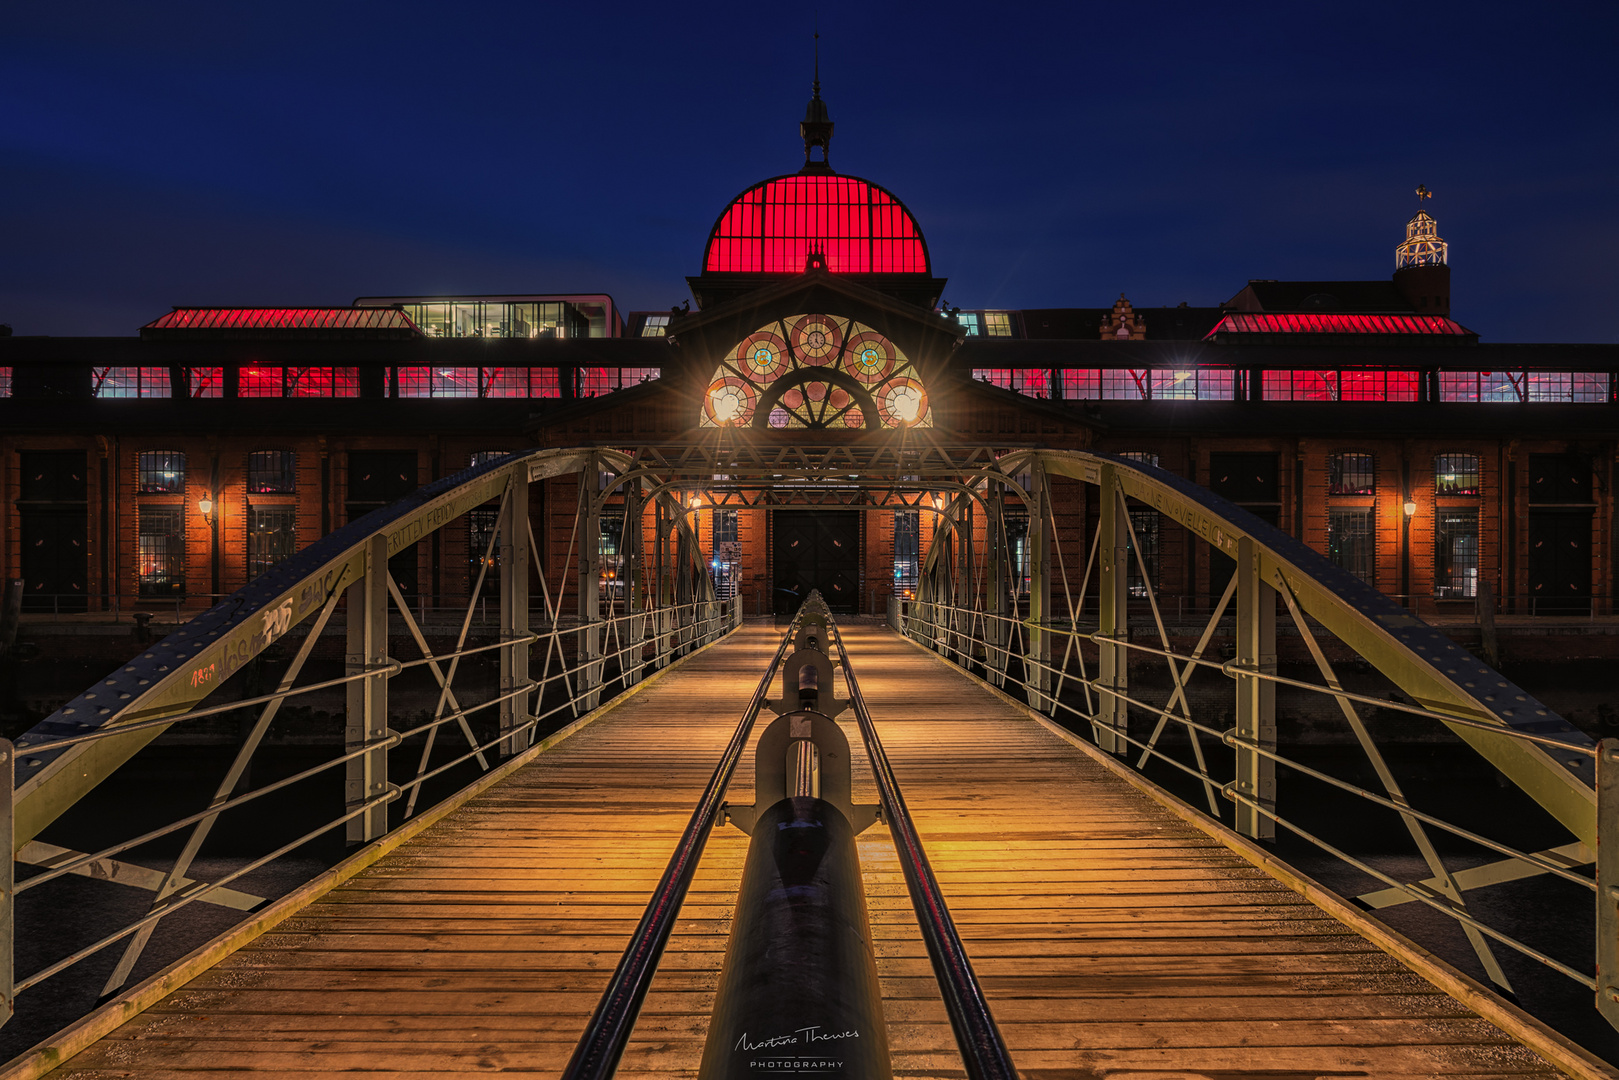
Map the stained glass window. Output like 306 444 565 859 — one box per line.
700 313 930 429
702 175 930 274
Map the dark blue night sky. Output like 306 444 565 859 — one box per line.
4 0 1615 341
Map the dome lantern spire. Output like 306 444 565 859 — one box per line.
1396 184 1448 268
800 30 834 173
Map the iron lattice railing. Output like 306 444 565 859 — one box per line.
1 446 734 1043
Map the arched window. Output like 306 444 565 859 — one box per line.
701 313 931 429
1327 451 1375 495
248 450 296 494
1434 453 1481 495
137 450 185 494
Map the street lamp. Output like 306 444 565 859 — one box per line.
197 496 215 526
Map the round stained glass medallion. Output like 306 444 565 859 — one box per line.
704 376 757 426
788 314 844 365
877 376 928 426
736 330 789 381
843 330 896 384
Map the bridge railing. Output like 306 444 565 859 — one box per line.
2 445 735 1040
896 447 1614 1038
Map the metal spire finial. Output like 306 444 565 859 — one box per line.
813 19 821 100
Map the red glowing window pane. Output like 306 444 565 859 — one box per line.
239 367 285 397
0 367 10 398
1062 370 1100 400
579 368 616 397
188 367 223 398
703 175 930 274
286 367 359 397
532 369 560 398
1208 313 1469 338
482 368 528 398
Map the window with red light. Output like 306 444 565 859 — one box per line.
971 369 1048 396
239 367 286 397
187 368 223 398
0 367 10 397
703 175 929 274
397 367 478 397
94 367 171 398
1062 370 1100 399
288 367 359 397
578 368 617 397
532 368 561 398
482 368 527 398
1101 370 1149 400
621 367 661 386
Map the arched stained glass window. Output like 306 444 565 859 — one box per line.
700 313 931 430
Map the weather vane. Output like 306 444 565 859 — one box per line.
1416 184 1433 202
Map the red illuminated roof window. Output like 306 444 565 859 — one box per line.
703 174 931 275
1206 312 1475 341
141 307 419 339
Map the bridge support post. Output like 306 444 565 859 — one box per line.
1096 466 1129 753
954 499 973 663
1599 738 1619 1029
1 738 12 1029
499 476 534 755
578 466 603 713
1233 535 1277 840
1027 464 1052 713
986 480 1008 688
622 483 646 686
346 534 391 844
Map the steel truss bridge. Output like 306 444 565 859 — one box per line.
2 441 1617 1078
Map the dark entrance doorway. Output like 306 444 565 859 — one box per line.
772 510 859 614
1528 511 1591 615
18 450 89 612
347 451 420 596
1206 451 1281 603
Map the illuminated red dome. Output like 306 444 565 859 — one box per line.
702 174 931 275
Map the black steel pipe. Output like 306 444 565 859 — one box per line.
827 619 1019 1080
560 617 800 1080
699 796 892 1079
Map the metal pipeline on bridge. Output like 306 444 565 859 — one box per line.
700 592 891 1078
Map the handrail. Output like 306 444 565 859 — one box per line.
560 611 800 1080
894 597 1603 1004
825 615 1019 1080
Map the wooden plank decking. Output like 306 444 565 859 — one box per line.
19 623 1592 1078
